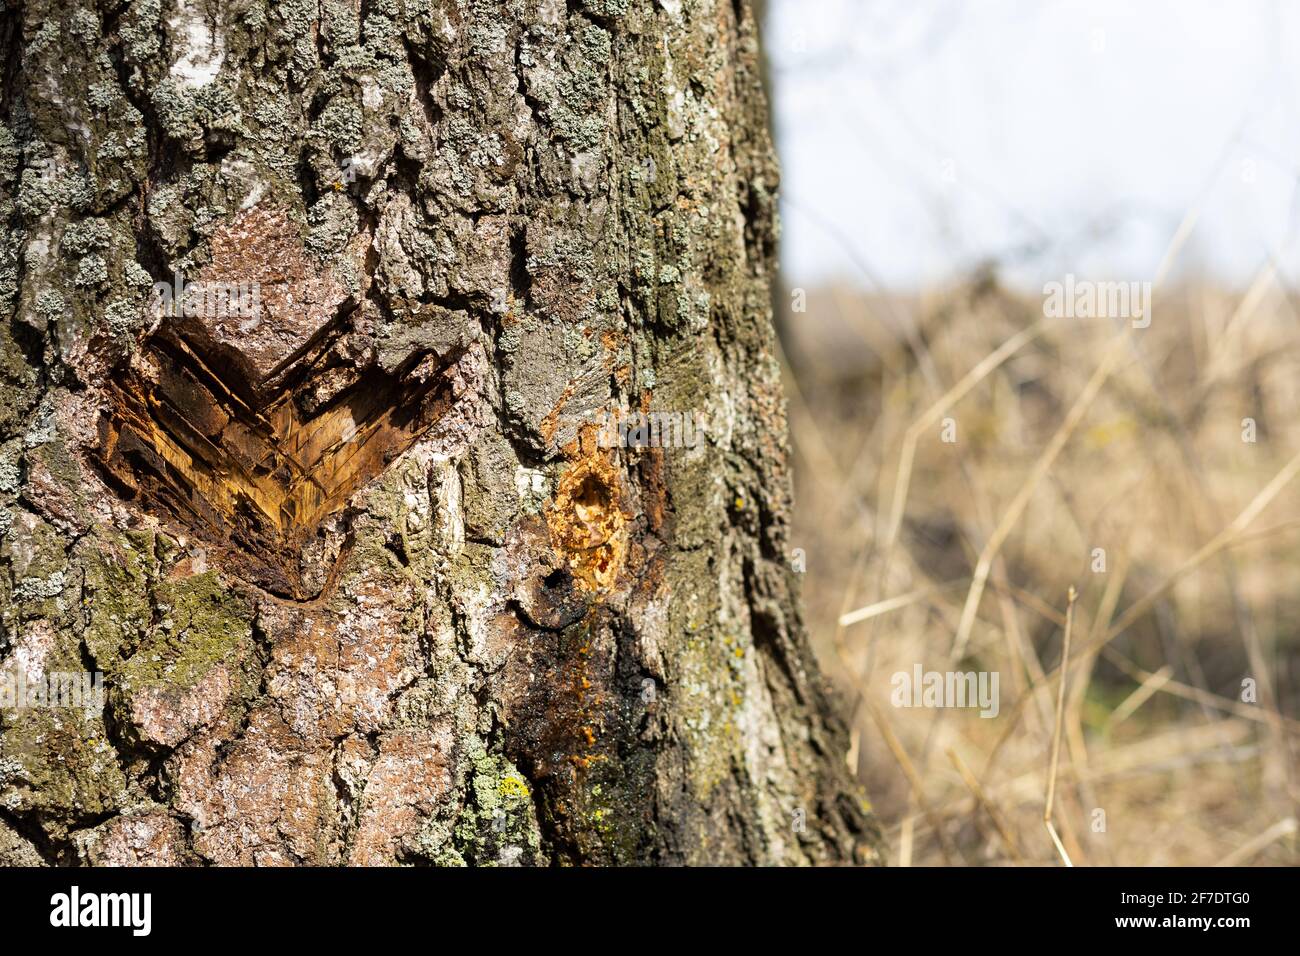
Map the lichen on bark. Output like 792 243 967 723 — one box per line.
0 0 881 865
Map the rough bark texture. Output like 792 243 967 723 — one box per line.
0 0 881 865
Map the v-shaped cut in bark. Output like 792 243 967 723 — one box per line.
97 316 453 599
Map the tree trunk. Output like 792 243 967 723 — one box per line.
0 0 880 866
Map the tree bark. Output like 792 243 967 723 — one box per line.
0 0 881 866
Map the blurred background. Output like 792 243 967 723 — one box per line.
764 0 1300 865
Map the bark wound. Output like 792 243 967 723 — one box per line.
94 206 457 599
545 429 629 593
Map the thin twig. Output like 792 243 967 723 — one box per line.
953 335 1127 663
1044 586 1078 867
865 699 957 865
947 747 1024 863
1213 818 1297 867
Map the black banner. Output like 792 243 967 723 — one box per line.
0 866 1282 944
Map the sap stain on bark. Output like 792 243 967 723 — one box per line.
544 428 630 593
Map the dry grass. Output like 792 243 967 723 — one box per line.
784 276 1300 866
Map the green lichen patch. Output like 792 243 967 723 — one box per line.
118 572 253 693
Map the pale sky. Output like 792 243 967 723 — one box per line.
766 0 1300 291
